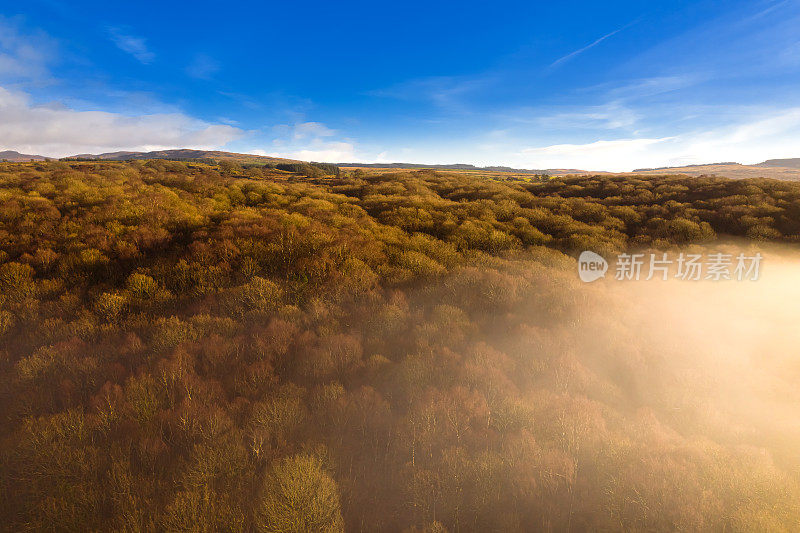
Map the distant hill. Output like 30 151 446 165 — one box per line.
622 161 800 181
60 151 800 181
340 162 559 174
6 146 800 181
633 162 739 172
65 148 298 165
0 150 47 162
756 158 800 169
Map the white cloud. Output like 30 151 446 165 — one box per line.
515 107 800 171
0 19 364 163
290 121 336 140
108 28 154 64
0 86 244 157
520 138 673 170
678 107 800 164
250 121 374 162
264 137 360 163
269 142 358 163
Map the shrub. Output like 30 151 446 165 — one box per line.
224 277 283 317
0 262 35 300
126 273 159 300
151 316 198 352
250 388 307 452
254 453 344 533
219 160 242 174
94 291 127 321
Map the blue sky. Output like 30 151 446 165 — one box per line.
1 0 800 170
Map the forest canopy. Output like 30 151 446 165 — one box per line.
1 160 800 531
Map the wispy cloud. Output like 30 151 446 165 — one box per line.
108 27 154 64
549 20 637 70
186 53 220 79
742 0 791 23
601 75 704 101
369 75 493 113
0 16 57 82
619 1 800 80
504 101 640 130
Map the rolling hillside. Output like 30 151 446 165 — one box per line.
628 161 800 180
0 150 47 162
345 159 800 181
66 148 299 165
6 146 800 180
757 158 800 169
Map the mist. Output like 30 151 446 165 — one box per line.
490 244 800 530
